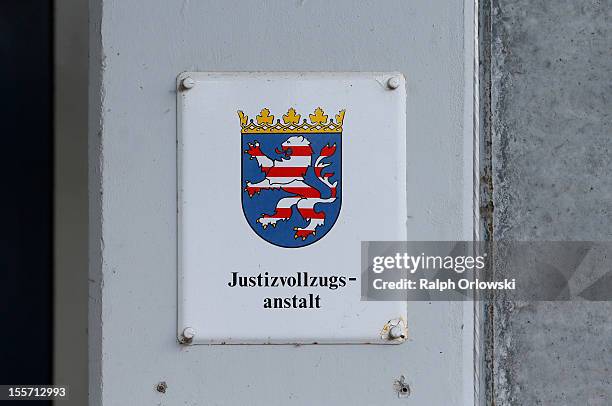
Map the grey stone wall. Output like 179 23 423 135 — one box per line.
489 0 611 404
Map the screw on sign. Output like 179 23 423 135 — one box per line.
386 76 401 90
181 76 195 90
179 327 195 344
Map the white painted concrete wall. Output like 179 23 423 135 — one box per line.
88 1 476 404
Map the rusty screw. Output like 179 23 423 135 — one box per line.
156 381 167 394
381 318 407 342
389 324 405 340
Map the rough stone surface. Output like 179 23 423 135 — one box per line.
491 0 611 404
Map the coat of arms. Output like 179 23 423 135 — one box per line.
239 107 344 248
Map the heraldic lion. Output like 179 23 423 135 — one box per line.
244 135 337 240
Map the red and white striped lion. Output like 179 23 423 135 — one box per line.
244 135 337 240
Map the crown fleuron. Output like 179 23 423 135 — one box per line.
238 107 345 134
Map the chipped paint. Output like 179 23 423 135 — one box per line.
393 375 411 398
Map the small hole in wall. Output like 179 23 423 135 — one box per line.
156 381 167 394
394 375 411 398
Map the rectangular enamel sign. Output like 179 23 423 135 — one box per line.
178 72 407 344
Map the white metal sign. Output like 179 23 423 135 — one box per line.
178 72 407 344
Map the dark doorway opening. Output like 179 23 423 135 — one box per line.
0 1 53 402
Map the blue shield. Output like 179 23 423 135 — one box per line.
240 108 343 248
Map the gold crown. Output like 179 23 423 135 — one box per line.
238 107 345 134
